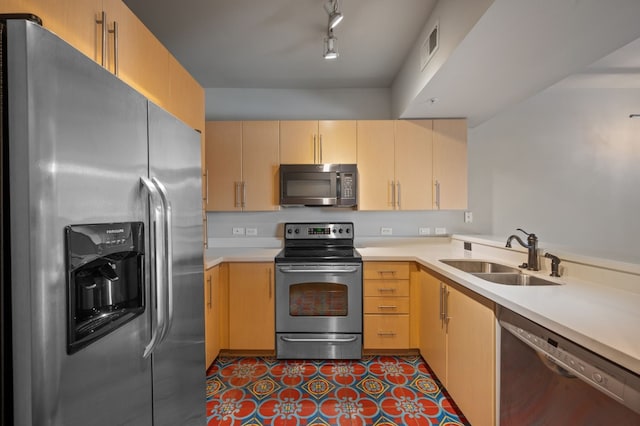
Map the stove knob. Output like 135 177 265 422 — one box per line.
346 228 350 234
339 229 343 234
332 229 337 233
287 228 293 234
294 228 300 234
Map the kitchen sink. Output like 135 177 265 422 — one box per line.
440 259 561 286
471 273 560 286
440 259 521 274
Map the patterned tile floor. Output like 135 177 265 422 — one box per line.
206 355 470 426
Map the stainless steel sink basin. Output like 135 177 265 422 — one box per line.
471 273 560 286
440 259 521 274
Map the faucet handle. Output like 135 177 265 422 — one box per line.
516 228 530 236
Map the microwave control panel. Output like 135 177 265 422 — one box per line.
341 173 354 199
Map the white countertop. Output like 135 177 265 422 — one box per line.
204 236 640 375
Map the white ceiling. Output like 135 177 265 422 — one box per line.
123 0 437 89
124 0 640 125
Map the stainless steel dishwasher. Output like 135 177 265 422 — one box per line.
498 307 640 425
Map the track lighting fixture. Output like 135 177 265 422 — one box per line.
323 29 339 59
323 1 343 59
326 0 344 29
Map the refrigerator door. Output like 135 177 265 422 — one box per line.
147 102 205 425
5 20 153 425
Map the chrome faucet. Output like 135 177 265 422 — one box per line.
505 228 539 271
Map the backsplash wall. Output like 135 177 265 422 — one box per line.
206 209 477 247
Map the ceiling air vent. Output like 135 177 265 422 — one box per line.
420 21 439 71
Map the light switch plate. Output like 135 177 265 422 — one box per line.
232 227 245 236
435 227 447 235
246 227 258 236
419 227 431 236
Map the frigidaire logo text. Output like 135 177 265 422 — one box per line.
106 228 125 234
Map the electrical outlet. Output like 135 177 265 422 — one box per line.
380 227 393 236
419 227 431 236
232 227 245 236
464 211 473 223
246 227 258 236
435 227 447 235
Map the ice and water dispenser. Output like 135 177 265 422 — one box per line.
65 222 145 354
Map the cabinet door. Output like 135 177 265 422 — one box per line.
446 285 495 426
356 120 395 210
103 0 170 107
9 0 103 62
279 120 317 164
242 121 280 211
168 52 204 133
204 266 220 368
433 119 468 210
318 120 356 164
395 120 433 210
228 263 274 350
205 121 242 211
418 270 447 381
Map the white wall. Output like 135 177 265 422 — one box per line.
205 88 391 120
468 86 640 263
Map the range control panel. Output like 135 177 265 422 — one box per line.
284 222 353 240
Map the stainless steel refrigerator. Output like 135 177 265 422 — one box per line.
1 16 205 425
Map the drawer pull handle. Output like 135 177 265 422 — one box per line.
377 287 396 292
377 331 396 336
377 305 398 309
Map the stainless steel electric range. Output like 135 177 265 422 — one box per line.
275 222 362 359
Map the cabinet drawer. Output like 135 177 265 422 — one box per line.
364 297 410 314
364 314 410 348
364 279 410 297
364 262 410 280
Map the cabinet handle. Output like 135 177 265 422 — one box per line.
234 182 241 208
435 180 441 209
377 305 398 310
108 20 119 75
96 11 107 67
207 275 212 308
377 287 396 293
444 287 451 323
377 331 396 336
439 283 445 321
242 181 246 208
313 135 317 164
396 181 401 209
378 270 396 277
268 268 272 299
390 180 395 208
319 134 323 163
205 169 209 204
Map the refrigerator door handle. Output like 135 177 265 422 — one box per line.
141 177 167 358
152 177 174 340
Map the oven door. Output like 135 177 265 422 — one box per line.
275 263 362 333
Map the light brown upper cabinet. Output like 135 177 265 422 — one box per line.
357 120 433 210
3 0 204 132
280 120 356 164
205 121 279 212
433 119 468 210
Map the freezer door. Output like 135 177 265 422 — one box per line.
147 102 205 425
6 20 152 425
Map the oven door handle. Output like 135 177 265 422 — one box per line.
277 266 359 274
280 336 359 343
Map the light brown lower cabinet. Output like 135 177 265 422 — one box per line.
204 265 220 368
227 262 275 351
418 267 496 426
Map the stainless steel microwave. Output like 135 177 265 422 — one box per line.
279 164 357 207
